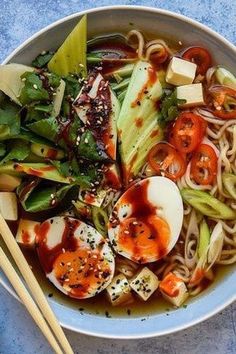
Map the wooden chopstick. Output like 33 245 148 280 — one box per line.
0 214 74 354
0 247 63 354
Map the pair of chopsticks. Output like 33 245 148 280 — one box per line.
0 214 74 354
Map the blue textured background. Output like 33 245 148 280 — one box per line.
0 1 235 353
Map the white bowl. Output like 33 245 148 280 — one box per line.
0 5 235 339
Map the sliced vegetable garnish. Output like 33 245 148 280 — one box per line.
48 15 87 76
198 219 210 259
181 189 236 219
182 46 212 75
209 85 236 119
190 144 218 185
171 112 206 154
222 173 236 199
92 206 109 235
117 61 163 182
148 142 186 181
215 67 236 90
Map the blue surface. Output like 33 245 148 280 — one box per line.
0 1 235 353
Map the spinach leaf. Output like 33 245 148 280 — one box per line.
18 181 78 212
27 117 59 144
16 127 54 146
0 140 30 165
47 73 61 88
0 99 21 140
61 75 81 117
158 89 186 127
51 160 92 187
32 51 54 68
78 130 108 161
64 75 81 98
19 72 49 105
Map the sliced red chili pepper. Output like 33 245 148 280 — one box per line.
148 142 186 181
190 144 218 185
171 112 206 154
183 47 212 75
209 85 236 119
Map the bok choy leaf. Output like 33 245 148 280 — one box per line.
48 15 87 77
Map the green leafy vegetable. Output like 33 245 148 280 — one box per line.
0 97 21 140
63 75 81 98
78 130 108 161
16 128 54 146
0 140 30 165
32 51 54 68
117 61 163 182
20 184 77 213
198 219 210 258
181 189 236 220
158 89 185 127
51 160 93 188
19 72 49 105
27 117 59 144
48 15 87 76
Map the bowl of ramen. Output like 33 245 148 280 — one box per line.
0 5 235 338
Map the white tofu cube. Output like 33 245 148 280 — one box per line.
0 192 18 220
130 267 159 301
177 83 204 107
166 57 197 86
0 174 21 192
106 274 133 306
159 272 189 307
16 219 40 247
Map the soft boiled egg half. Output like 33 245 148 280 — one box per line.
108 176 183 264
36 216 115 299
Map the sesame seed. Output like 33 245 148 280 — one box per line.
84 138 88 144
33 84 38 89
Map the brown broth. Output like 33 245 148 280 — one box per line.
7 245 233 318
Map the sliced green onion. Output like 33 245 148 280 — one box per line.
222 173 236 199
181 189 236 220
92 206 109 235
198 219 210 259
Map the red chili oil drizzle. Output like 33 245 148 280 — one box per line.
135 118 143 128
150 129 160 138
115 179 169 263
131 66 158 108
46 148 58 159
36 217 79 274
